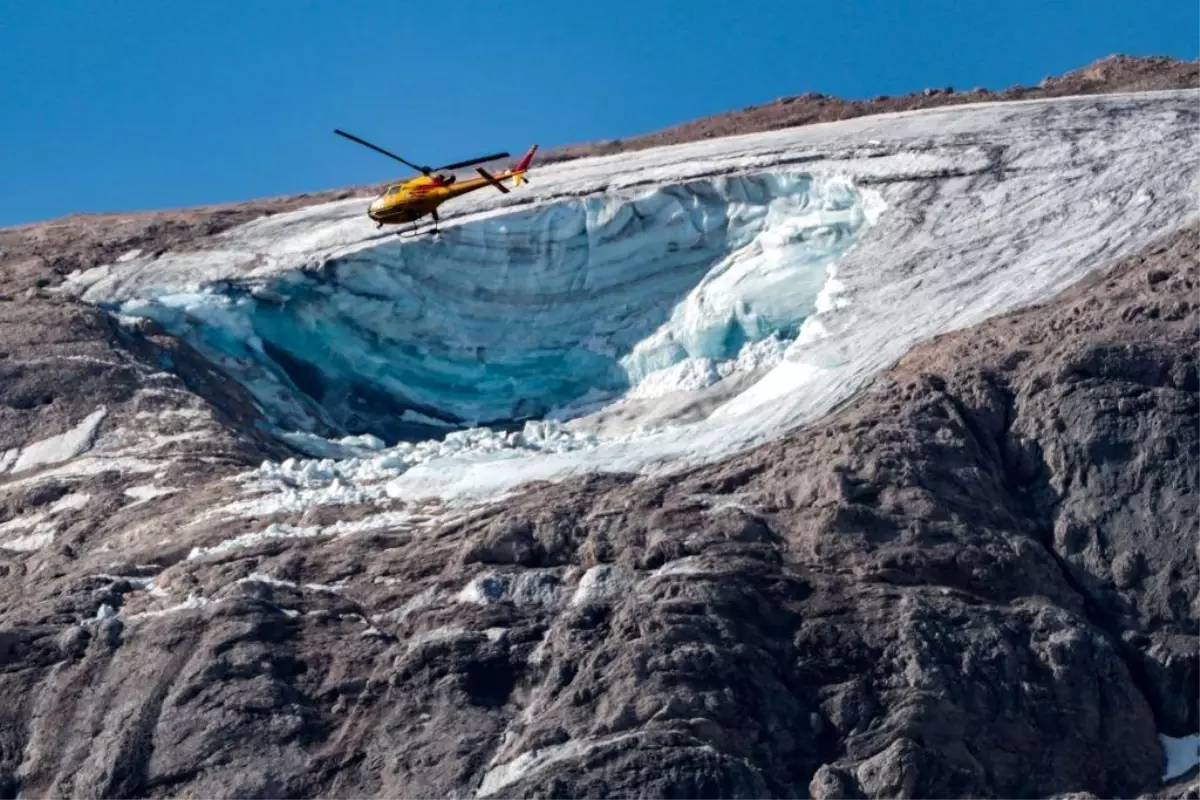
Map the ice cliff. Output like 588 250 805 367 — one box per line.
75 173 874 442
66 90 1200 503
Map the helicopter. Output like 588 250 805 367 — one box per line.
334 129 538 237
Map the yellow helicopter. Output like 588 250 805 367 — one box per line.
334 129 538 236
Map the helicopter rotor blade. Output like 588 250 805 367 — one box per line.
333 129 431 174
435 152 511 172
475 167 511 194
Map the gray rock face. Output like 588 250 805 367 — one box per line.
0 218 1193 797
0 58 1196 799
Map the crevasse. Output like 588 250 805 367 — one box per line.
105 171 874 443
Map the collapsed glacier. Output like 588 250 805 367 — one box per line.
77 173 874 442
67 90 1200 504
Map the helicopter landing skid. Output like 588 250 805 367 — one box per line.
394 211 442 240
395 224 441 240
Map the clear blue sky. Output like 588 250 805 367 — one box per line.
2 0 1196 227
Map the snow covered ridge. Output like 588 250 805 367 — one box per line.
65 91 1200 504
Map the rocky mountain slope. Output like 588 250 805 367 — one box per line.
0 55 1196 798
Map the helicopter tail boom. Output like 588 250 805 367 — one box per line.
511 144 539 185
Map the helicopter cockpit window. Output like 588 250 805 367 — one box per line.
385 185 402 196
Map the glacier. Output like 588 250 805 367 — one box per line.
65 90 1200 505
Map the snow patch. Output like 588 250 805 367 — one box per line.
238 572 298 589
403 625 468 653
456 571 562 607
0 456 159 491
0 513 49 535
650 556 713 578
188 508 433 559
381 586 445 622
569 565 638 606
123 485 179 505
49 492 91 513
127 593 212 619
187 522 324 560
10 407 107 473
238 572 345 594
2 530 56 552
0 493 90 551
478 732 643 797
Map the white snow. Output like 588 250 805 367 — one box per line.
277 431 388 459
125 593 212 620
0 492 92 551
455 570 562 607
403 625 469 653
1 530 56 552
0 513 50 535
625 357 724 400
478 732 643 797
1161 733 1200 781
133 407 210 421
186 508 439 560
186 522 324 560
0 397 225 511
63 91 1198 510
0 456 159 491
569 565 637 606
9 407 108 474
123 485 179 505
649 556 712 578
49 492 91 513
238 572 297 589
381 586 445 622
237 572 345 594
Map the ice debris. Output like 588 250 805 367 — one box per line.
233 419 604 516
